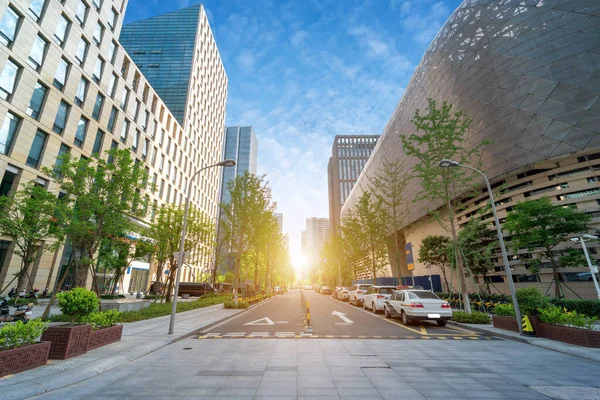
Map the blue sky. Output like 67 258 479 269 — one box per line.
124 0 463 268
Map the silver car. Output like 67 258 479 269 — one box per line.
349 284 372 306
383 290 452 326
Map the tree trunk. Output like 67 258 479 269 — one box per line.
42 256 74 320
447 198 471 313
371 243 377 285
439 265 450 293
393 229 402 283
549 249 561 298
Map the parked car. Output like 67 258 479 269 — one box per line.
339 287 351 301
320 286 332 295
332 287 342 299
348 284 372 306
362 286 397 313
275 286 283 294
178 282 215 297
383 290 451 326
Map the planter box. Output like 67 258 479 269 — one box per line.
41 324 92 360
492 315 520 333
101 299 151 312
0 342 51 378
87 325 123 351
536 321 600 348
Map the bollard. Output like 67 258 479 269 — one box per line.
306 301 310 326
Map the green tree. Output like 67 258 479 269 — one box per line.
402 99 486 313
457 218 497 294
0 183 66 292
505 197 591 298
369 158 411 281
418 235 451 292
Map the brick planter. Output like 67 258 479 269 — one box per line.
41 324 92 360
492 315 520 332
87 325 123 351
536 321 600 348
0 342 51 378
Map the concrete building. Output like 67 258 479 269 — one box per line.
342 0 600 298
274 212 283 234
219 126 257 205
302 217 329 282
0 0 227 294
328 135 378 234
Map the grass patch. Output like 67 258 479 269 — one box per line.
224 300 249 309
452 310 491 324
118 295 229 323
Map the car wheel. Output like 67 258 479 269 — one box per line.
372 303 378 313
437 320 447 327
401 311 410 325
384 307 391 319
362 301 367 309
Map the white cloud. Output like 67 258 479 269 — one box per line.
236 51 256 70
400 1 450 45
290 30 309 48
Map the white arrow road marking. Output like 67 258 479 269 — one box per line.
274 321 289 324
332 311 354 324
244 317 275 326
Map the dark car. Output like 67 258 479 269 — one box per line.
178 282 214 297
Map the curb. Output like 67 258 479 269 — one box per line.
447 321 529 344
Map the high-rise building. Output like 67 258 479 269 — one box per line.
328 135 378 233
302 217 330 281
219 126 258 204
274 213 283 234
0 0 227 294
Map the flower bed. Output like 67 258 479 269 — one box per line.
41 324 92 360
536 320 600 348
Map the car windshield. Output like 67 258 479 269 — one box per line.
409 291 441 300
378 288 395 294
358 285 371 290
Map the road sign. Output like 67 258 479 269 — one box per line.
332 311 354 324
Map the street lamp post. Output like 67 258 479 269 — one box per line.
438 159 523 334
168 159 235 335
571 235 600 300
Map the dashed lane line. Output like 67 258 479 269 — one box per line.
196 332 496 340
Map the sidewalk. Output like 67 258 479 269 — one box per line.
0 303 246 400
449 321 600 364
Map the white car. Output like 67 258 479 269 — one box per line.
348 284 372 306
339 287 351 301
383 290 452 326
362 286 396 313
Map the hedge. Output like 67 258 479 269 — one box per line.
551 298 600 318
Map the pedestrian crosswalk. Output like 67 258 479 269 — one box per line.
197 332 498 340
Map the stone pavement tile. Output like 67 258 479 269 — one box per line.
339 396 383 400
337 387 383 397
378 388 427 400
390 366 427 376
333 376 372 383
256 382 298 396
334 378 375 389
445 382 495 391
496 389 553 399
298 388 340 396
255 397 297 400
369 379 414 389
298 376 336 389
415 388 463 398
454 389 508 399
221 375 262 388
328 367 365 377
298 396 341 400
213 387 258 396
298 366 331 376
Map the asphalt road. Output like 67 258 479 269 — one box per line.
200 289 494 340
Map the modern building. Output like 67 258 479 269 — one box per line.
327 135 379 233
274 212 283 234
302 217 329 282
342 0 600 298
219 126 258 204
0 0 227 294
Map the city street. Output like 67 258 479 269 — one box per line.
200 290 495 340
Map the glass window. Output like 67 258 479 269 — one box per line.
54 143 70 175
53 101 69 134
107 140 117 163
0 59 19 100
107 73 117 98
74 117 88 148
91 0 101 10
108 40 117 63
142 138 149 159
26 81 47 119
26 130 47 168
75 77 88 107
92 57 103 83
0 6 21 46
93 22 103 45
107 106 117 133
108 8 118 30
120 119 128 143
132 129 138 150
76 37 88 66
409 291 441 300
53 14 70 46
379 288 395 294
120 87 129 110
92 129 103 154
0 111 20 155
53 58 69 91
28 0 46 22
75 1 88 26
28 34 48 71
92 93 104 121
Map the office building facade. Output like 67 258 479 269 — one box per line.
219 126 257 204
0 0 227 293
342 0 600 298
302 217 329 281
328 135 378 233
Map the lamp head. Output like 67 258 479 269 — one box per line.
584 234 599 240
438 159 460 168
217 159 236 167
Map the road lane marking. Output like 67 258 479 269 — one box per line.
332 311 354 324
381 317 486 336
245 317 275 326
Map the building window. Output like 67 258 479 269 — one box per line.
120 87 129 110
27 34 48 71
54 143 70 176
109 40 117 63
74 117 88 148
107 73 117 98
53 100 69 134
92 93 104 121
26 130 47 168
120 57 130 78
93 22 103 46
134 100 140 119
142 138 149 160
92 57 103 83
26 81 47 119
75 77 88 107
132 129 138 150
53 14 70 47
28 0 46 22
107 106 117 133
142 110 149 131
53 58 69 91
0 59 20 100
75 0 88 27
108 8 118 31
0 166 19 197
107 140 117 163
92 129 103 154
0 111 20 155
91 0 102 11
0 6 21 47
75 37 89 66
120 119 129 143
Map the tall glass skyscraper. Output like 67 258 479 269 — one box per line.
220 126 258 204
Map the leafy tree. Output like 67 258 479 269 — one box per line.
369 158 411 280
457 218 497 294
559 248 587 268
505 197 591 298
0 182 67 292
418 235 451 292
402 99 487 313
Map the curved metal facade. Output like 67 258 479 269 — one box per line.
342 0 600 226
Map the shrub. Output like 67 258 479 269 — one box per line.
117 295 228 323
199 293 220 299
224 300 249 309
492 303 516 317
538 306 596 330
451 310 491 324
551 298 600 318
81 309 121 330
0 319 48 351
99 294 126 299
538 306 564 325
9 298 38 305
56 288 99 326
516 287 549 315
143 294 159 300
